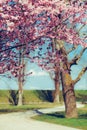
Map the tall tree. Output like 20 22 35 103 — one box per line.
0 0 87 117
56 40 87 118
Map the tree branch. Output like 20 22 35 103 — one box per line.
73 67 87 85
69 56 79 67
78 24 86 34
70 48 87 67
67 45 77 54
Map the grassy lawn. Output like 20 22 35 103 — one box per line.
75 90 87 103
0 90 86 104
32 105 87 130
0 90 43 104
0 90 87 129
0 90 61 113
0 102 58 114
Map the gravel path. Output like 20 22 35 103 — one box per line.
0 103 83 130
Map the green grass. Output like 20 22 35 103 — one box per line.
0 102 58 114
32 105 87 130
0 90 87 104
0 90 47 104
23 90 42 103
0 90 9 103
0 90 55 104
75 90 87 102
0 90 60 114
0 90 87 129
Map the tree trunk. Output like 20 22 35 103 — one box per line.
17 50 23 106
53 81 60 103
18 80 23 106
61 72 78 118
53 67 60 103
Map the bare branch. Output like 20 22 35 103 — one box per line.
73 67 87 84
0 35 44 53
67 45 77 54
78 24 86 34
69 56 78 67
70 48 87 67
49 72 55 80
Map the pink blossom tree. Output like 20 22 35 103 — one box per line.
0 0 87 117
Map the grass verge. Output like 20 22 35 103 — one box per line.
0 102 59 114
32 105 87 130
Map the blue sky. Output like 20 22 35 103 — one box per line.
0 59 87 90
68 45 87 90
0 63 55 90
0 40 87 90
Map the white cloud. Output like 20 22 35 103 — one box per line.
37 71 49 76
27 69 49 76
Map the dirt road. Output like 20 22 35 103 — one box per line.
0 103 83 130
0 112 79 130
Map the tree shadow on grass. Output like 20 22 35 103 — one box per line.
0 109 14 114
34 109 43 115
44 112 87 119
46 112 65 118
34 110 65 118
79 114 87 119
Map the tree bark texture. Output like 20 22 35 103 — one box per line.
18 79 23 106
55 40 86 118
17 50 23 106
61 71 78 118
53 67 60 103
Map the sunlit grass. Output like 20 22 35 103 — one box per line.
0 90 61 113
0 90 87 129
0 102 59 114
0 90 43 104
32 105 87 130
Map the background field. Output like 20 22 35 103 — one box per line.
0 90 87 104
0 90 87 129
